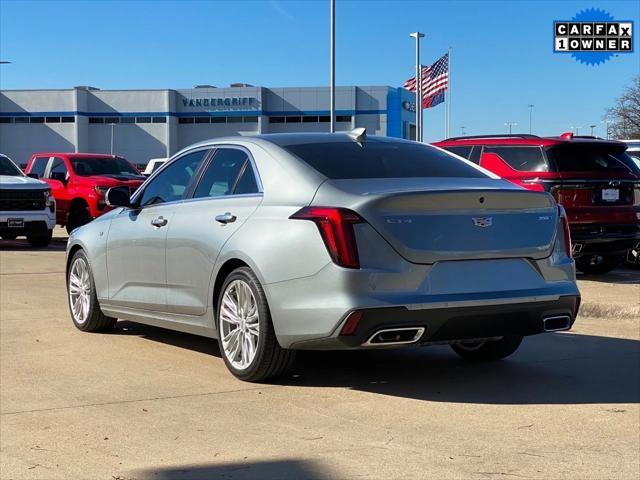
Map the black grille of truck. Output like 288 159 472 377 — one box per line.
0 190 46 211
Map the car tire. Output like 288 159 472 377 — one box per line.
1 234 17 240
67 250 117 332
216 266 294 382
451 335 523 361
66 202 93 234
27 229 53 248
575 255 620 275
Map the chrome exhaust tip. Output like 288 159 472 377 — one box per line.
543 315 571 332
362 327 425 346
572 243 583 255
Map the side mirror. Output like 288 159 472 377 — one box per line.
105 186 131 208
50 171 68 184
26 172 40 179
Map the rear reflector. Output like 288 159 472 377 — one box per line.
290 206 364 268
558 205 572 258
340 310 363 335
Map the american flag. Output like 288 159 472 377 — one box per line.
403 53 449 109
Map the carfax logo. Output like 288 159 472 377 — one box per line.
553 8 634 65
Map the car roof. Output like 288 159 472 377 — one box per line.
433 134 627 149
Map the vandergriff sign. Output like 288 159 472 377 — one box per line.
181 96 259 109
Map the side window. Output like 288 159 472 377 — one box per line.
29 157 49 177
48 157 69 178
468 146 481 164
138 150 208 207
443 146 472 159
483 146 548 172
193 148 258 199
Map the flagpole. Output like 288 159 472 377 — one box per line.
410 32 424 142
446 47 451 138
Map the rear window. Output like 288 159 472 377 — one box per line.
547 146 639 172
442 146 472 159
483 146 548 172
282 141 487 179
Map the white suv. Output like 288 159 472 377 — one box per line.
0 154 56 247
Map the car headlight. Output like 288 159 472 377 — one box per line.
44 190 55 211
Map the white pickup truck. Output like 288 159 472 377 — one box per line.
0 154 56 247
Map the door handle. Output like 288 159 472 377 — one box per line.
150 216 168 227
215 212 237 224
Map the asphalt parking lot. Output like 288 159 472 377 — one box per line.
1 229 639 480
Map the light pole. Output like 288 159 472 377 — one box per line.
571 125 582 135
410 32 425 142
589 124 596 136
504 122 517 135
601 119 613 139
110 123 115 154
329 0 335 133
460 126 466 136
527 104 534 134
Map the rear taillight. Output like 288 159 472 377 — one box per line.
290 206 364 268
558 205 572 258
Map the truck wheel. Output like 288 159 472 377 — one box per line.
451 335 523 361
27 229 53 247
66 202 93 233
217 266 295 382
576 255 620 275
67 250 116 332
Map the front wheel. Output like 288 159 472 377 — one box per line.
217 267 294 382
576 254 620 275
66 202 93 234
67 250 116 332
27 229 53 248
451 335 523 361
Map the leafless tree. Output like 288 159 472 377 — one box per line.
605 76 640 139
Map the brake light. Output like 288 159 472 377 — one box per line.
290 206 364 268
340 310 363 335
558 205 572 258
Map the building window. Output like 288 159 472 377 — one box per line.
303 116 318 123
136 117 151 123
211 117 226 123
14 117 29 124
30 117 45 123
152 117 166 123
89 117 104 124
45 116 61 123
286 116 302 123
227 116 243 123
319 116 330 122
179 117 194 124
269 116 285 123
195 117 210 124
336 115 352 122
61 116 75 123
243 116 258 123
104 118 120 124
120 117 134 124
0 117 12 123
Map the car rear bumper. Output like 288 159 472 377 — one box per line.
571 223 640 256
290 294 580 350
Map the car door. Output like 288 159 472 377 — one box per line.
44 156 72 224
106 149 210 312
165 146 263 317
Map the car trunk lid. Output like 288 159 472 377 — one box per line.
313 178 559 264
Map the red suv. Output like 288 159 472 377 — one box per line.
433 134 640 274
25 153 145 232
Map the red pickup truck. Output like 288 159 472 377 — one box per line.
433 134 640 274
25 153 145 232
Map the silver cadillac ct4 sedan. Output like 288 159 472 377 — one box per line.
66 131 580 381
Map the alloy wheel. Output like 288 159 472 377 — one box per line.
69 257 91 324
219 279 260 370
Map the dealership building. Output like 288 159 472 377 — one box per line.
0 85 417 167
